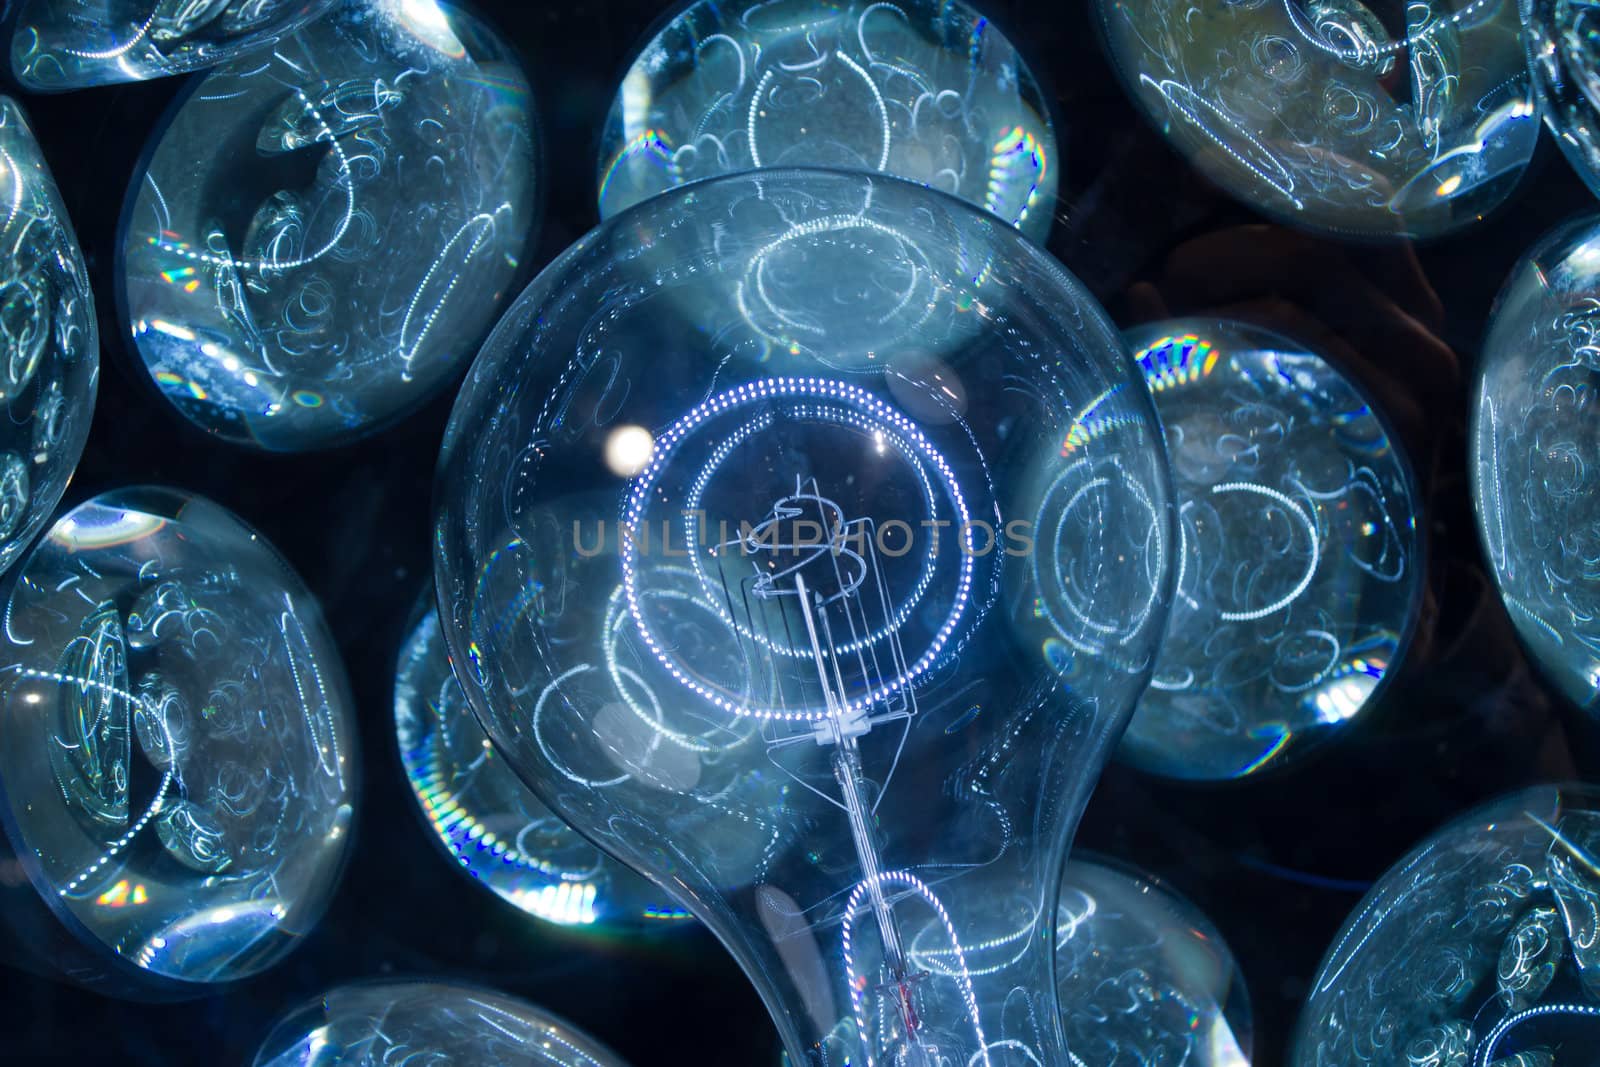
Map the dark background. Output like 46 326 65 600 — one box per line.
2 0 1598 1063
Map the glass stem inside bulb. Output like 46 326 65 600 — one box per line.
795 571 932 1060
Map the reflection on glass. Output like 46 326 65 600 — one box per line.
596 0 1057 241
1094 0 1539 239
1294 785 1600 1066
1058 858 1252 1066
9 0 339 90
1118 320 1420 780
0 97 98 576
0 488 356 989
435 168 1174 1066
253 980 629 1066
395 602 690 928
119 0 536 451
1473 215 1600 712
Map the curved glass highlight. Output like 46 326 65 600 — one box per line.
0 488 356 990
1525 0 1600 197
9 0 337 91
1473 215 1600 711
596 0 1057 242
1293 784 1600 1066
1118 320 1421 781
395 601 690 929
119 0 537 452
253 980 629 1066
0 97 98 577
435 168 1174 1066
1093 0 1539 239
1059 858 1252 1066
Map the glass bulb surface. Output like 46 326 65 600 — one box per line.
0 487 356 989
1293 784 1600 1066
1525 0 1600 197
0 97 98 577
1118 320 1421 781
1472 215 1600 712
1058 857 1252 1067
435 168 1174 1066
1093 0 1539 239
596 0 1057 242
252 980 629 1066
118 0 537 452
9 0 337 91
395 600 691 929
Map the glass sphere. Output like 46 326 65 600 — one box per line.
9 0 338 91
0 98 98 577
1058 857 1252 1067
0 487 356 990
596 0 1057 241
1093 0 1540 239
436 168 1173 1066
253 980 628 1066
1118 320 1421 781
119 0 537 451
1525 0 1600 197
1293 784 1600 1066
1472 215 1600 711
395 600 690 928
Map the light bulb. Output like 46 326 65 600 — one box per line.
395 598 692 928
1293 784 1600 1065
1118 320 1421 781
0 487 356 993
0 97 98 577
8 0 340 90
1524 0 1600 197
596 0 1057 241
435 168 1174 1065
252 979 629 1066
117 0 537 451
1093 0 1540 239
1473 215 1600 711
1058 857 1251 1066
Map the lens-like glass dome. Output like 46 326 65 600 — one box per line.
1473 215 1600 711
1294 784 1600 1066
395 600 690 928
1094 0 1539 239
0 487 356 989
0 97 98 577
253 980 629 1066
596 0 1057 241
1118 319 1421 780
10 0 339 90
118 0 537 451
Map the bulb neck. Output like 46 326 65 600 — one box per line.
738 852 1069 1067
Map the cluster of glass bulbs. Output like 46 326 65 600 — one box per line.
0 0 1591 1064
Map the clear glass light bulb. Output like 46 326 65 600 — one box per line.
435 168 1174 1066
1058 857 1251 1066
252 979 629 1066
1473 215 1600 711
118 0 537 451
0 487 356 992
1118 320 1421 781
595 0 1058 242
1093 0 1540 239
0 96 98 577
1293 784 1600 1066
9 0 341 90
395 598 692 928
